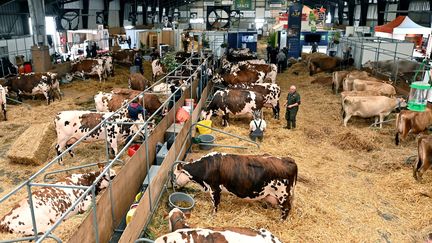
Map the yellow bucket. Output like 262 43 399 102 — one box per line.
197 120 212 134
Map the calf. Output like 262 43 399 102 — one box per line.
395 105 432 145
342 96 405 128
332 70 350 94
352 79 396 97
0 85 7 120
174 152 297 220
94 88 162 115
70 59 106 82
5 72 60 105
413 135 432 180
128 73 150 91
152 59 167 81
212 70 265 86
201 89 265 126
54 110 145 163
0 165 116 236
229 83 281 119
154 208 282 243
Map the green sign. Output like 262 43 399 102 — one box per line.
235 0 252 10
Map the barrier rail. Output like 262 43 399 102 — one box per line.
0 51 213 242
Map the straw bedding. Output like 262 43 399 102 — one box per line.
146 68 432 242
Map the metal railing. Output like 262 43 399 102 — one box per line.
0 51 213 243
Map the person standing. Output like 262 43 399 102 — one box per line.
91 43 97 57
249 110 266 142
282 47 289 71
266 44 272 63
276 50 286 73
311 42 318 53
134 52 144 75
284 85 300 129
127 36 132 49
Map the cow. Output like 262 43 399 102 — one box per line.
395 104 432 145
352 79 396 97
112 49 137 65
174 152 298 220
70 59 106 82
232 63 278 83
54 110 145 163
363 59 421 82
220 58 266 75
94 88 163 115
226 48 257 62
212 70 265 86
4 72 60 105
342 71 376 91
152 59 167 81
128 73 150 91
332 70 350 94
100 55 114 77
0 164 116 236
340 90 382 101
308 55 342 75
413 135 432 180
0 85 7 121
229 83 281 119
342 96 406 128
154 208 282 243
201 89 265 126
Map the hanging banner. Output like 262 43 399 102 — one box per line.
235 0 252 10
287 2 302 58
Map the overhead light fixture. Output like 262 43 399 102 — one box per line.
124 25 134 29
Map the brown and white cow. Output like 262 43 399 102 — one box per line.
229 83 281 119
112 49 137 65
128 73 150 91
0 165 116 236
5 72 60 105
174 152 298 220
0 85 7 120
342 96 406 128
231 63 278 83
54 110 145 163
201 89 265 126
332 70 350 94
395 104 432 145
94 88 163 115
352 79 396 97
152 59 167 81
70 59 106 82
212 70 265 86
154 208 282 243
413 135 432 180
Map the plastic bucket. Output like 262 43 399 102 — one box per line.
128 144 141 157
197 120 212 134
168 192 195 212
198 134 215 150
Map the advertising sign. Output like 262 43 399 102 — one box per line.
287 2 302 58
235 0 252 10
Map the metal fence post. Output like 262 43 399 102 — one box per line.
145 124 152 210
92 187 100 243
26 183 38 240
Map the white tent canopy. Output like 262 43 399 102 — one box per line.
393 16 431 36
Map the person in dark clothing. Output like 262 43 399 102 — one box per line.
284 85 300 129
266 44 272 63
134 52 144 75
150 49 160 61
311 42 318 53
270 48 278 64
91 43 97 57
127 36 132 49
276 50 286 73
86 45 91 58
128 99 146 121
282 47 289 71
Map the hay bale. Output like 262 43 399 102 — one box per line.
7 122 55 165
288 63 308 75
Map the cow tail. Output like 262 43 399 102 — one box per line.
414 138 424 179
395 113 401 145
332 72 336 92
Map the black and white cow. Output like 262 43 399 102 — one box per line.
0 85 7 120
54 110 145 163
201 89 265 126
0 164 116 236
229 83 281 119
174 152 298 220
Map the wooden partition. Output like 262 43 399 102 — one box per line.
67 82 197 243
118 83 212 243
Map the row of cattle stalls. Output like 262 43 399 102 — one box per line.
337 36 419 81
114 55 214 243
0 53 212 242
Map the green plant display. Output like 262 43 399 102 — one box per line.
160 52 179 73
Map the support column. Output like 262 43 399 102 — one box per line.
103 0 110 28
359 0 368 26
347 0 355 26
338 0 344 25
329 5 336 24
119 0 125 27
377 0 386 25
397 0 410 16
82 0 89 29
28 0 51 72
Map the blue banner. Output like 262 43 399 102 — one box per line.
287 3 302 58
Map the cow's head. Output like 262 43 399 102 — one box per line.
97 164 117 190
167 208 191 232
200 109 212 121
211 73 223 84
173 163 192 187
363 61 374 70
